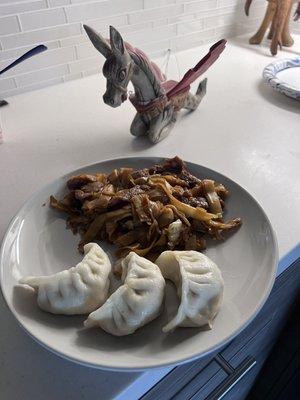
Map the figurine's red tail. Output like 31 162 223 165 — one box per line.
166 39 226 99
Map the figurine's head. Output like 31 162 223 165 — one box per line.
84 25 133 108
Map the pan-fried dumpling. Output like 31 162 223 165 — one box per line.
155 250 223 333
84 252 165 336
19 243 111 315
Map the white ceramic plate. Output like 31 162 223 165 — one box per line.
263 58 300 100
0 157 278 370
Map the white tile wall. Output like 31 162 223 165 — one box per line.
65 1 143 23
49 0 70 6
0 1 47 17
0 0 297 98
0 77 16 91
15 63 69 86
128 4 183 24
1 23 81 49
19 8 67 30
185 0 218 13
144 0 176 8
63 71 81 81
170 27 216 50
0 15 20 35
68 56 102 74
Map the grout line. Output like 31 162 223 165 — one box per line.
62 6 68 24
13 77 18 88
16 14 23 32
74 44 78 60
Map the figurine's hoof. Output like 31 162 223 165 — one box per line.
130 129 147 137
270 47 278 56
149 126 171 144
249 37 262 45
282 38 294 47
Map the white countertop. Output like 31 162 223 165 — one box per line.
1 34 300 400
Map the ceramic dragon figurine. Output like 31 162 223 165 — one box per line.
245 0 300 55
84 25 226 144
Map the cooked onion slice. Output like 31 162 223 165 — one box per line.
149 177 221 222
202 179 222 214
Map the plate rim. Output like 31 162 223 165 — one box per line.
263 57 300 100
0 156 278 371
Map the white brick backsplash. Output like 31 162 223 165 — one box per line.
177 19 204 35
242 5 265 19
236 17 264 33
196 4 239 19
124 25 177 46
60 34 87 47
0 0 37 3
20 8 67 31
0 77 16 91
145 48 167 58
69 0 103 3
129 4 183 24
0 0 274 96
0 46 75 77
291 18 300 33
0 1 47 17
16 64 69 87
153 19 169 27
85 15 127 33
120 21 153 35
82 67 101 77
1 24 81 49
144 0 176 8
0 41 59 62
141 39 170 55
49 0 70 6
65 0 143 23
0 16 20 35
214 24 237 38
170 28 215 50
68 56 103 74
169 13 197 24
205 13 235 29
185 0 218 13
217 0 244 6
76 42 100 59
63 72 81 82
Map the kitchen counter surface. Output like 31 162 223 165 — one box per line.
0 34 299 400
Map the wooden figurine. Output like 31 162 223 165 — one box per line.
83 25 226 144
245 0 300 55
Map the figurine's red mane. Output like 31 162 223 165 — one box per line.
124 42 166 83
